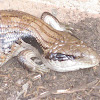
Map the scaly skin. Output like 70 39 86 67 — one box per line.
0 10 99 72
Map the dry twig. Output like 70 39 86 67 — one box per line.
29 79 100 100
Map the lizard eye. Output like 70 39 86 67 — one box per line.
45 53 76 61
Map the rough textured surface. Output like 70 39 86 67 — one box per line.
0 0 100 100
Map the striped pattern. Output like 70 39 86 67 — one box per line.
0 10 99 72
0 10 68 55
0 10 94 58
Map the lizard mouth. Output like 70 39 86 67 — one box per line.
45 53 76 61
44 49 100 72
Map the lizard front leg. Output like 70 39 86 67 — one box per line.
17 48 49 73
41 12 73 32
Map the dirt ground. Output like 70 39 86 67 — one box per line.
0 14 100 100
0 0 100 99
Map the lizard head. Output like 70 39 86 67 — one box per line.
44 39 100 72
